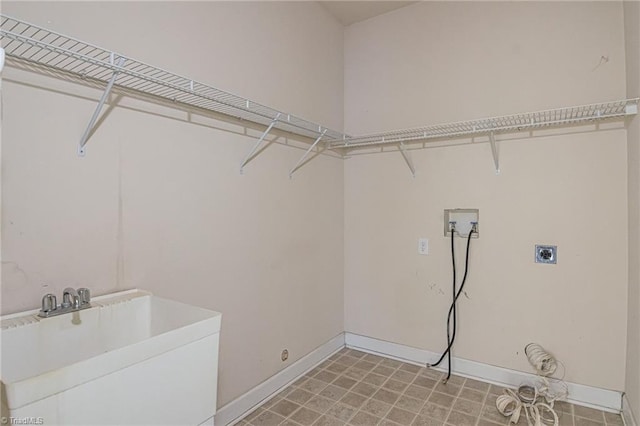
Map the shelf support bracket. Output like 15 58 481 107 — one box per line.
398 142 415 178
240 113 281 174
78 57 126 156
489 131 500 175
288 129 327 178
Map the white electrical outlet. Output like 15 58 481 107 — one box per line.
418 238 429 255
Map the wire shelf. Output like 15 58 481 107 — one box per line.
1 14 637 162
0 14 347 142
332 99 639 149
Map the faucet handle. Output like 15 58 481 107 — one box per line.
78 288 91 306
41 293 57 313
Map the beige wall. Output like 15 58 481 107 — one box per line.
624 0 640 419
1 2 345 406
344 2 629 390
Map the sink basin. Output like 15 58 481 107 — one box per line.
1 289 222 425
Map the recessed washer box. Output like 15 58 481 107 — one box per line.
444 209 479 238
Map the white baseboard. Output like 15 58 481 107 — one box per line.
214 333 346 426
623 393 638 426
345 332 622 413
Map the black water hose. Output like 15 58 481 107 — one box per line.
428 227 474 382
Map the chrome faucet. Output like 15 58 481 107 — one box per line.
39 287 91 318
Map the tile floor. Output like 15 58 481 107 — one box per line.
235 348 624 426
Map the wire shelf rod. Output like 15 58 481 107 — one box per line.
0 14 346 145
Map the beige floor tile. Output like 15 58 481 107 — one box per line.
557 412 574 426
327 403 357 422
361 398 393 418
574 406 606 422
240 350 616 426
313 415 345 426
444 375 465 386
420 369 443 380
603 411 624 425
250 410 286 426
287 388 315 405
392 369 418 383
336 356 358 367
413 376 437 390
329 353 343 362
554 401 574 414
320 385 349 401
291 407 322 425
381 358 403 369
363 373 388 386
452 397 482 417
346 350 367 359
315 370 339 384
261 396 282 409
488 385 506 396
404 384 432 400
349 411 382 426
574 417 604 426
386 406 417 425
383 379 409 393
244 408 265 423
481 402 510 424
344 367 369 381
395 394 425 413
400 364 422 374
476 418 505 426
333 376 358 390
446 410 476 426
294 377 309 388
327 363 350 374
271 399 301 417
318 360 334 370
419 402 450 422
463 378 490 392
302 378 330 394
305 395 336 414
428 392 455 408
373 365 396 377
434 382 460 397
379 420 402 426
339 392 368 409
372 388 401 405
458 387 486 403
364 354 386 364
352 381 378 398
411 415 445 426
354 360 378 372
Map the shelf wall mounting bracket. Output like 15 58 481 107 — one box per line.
240 113 282 174
398 142 415 178
489 131 500 175
289 129 327 178
77 56 126 156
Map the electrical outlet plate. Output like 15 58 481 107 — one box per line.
444 209 479 238
535 245 557 264
418 238 428 255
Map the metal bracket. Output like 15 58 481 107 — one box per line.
240 113 281 174
289 129 327 178
489 132 500 175
398 142 415 178
78 56 126 156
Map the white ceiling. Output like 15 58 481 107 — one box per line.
319 1 417 26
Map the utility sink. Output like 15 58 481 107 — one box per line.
1 289 222 425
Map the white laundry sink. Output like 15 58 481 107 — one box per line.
1 289 222 425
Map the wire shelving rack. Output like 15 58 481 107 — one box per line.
1 14 637 176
